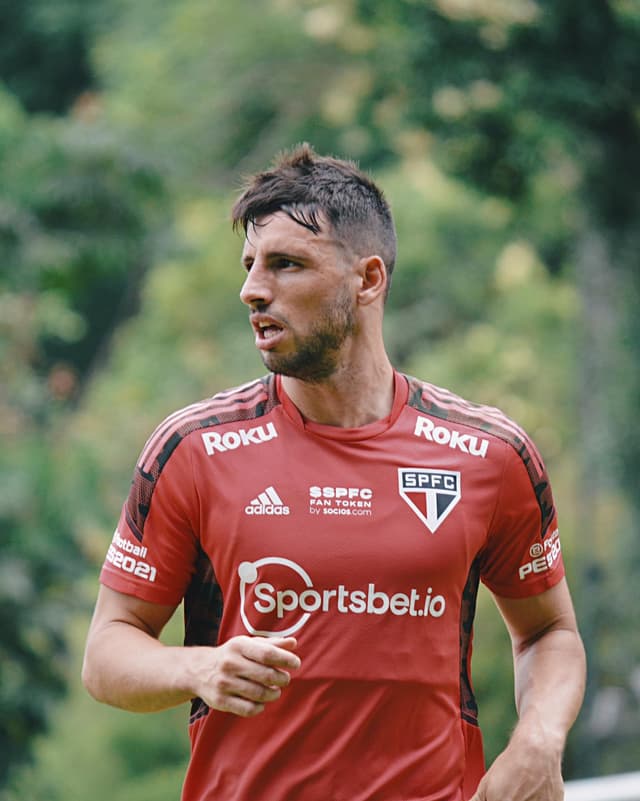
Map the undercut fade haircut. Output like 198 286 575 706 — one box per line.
231 143 397 298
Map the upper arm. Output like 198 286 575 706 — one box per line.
87 584 178 641
493 578 579 653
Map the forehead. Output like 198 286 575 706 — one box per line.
241 211 337 259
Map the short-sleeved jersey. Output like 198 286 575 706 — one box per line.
100 372 564 801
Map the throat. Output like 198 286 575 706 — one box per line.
281 364 396 428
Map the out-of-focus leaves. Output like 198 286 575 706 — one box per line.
0 0 100 113
0 85 169 421
2 0 640 795
3 619 188 801
0 81 170 784
94 0 350 185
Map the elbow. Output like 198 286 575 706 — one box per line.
81 642 106 703
81 652 97 699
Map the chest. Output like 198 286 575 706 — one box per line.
190 415 503 603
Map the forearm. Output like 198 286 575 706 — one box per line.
511 625 586 752
82 621 200 712
83 593 301 718
471 584 585 800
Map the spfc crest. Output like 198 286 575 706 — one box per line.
398 468 461 533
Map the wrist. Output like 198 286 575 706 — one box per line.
167 645 209 699
177 644 225 702
511 711 566 760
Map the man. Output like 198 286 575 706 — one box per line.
83 144 585 801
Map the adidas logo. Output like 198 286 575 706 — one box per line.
245 486 290 516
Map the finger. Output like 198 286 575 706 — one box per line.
227 676 283 704
243 638 302 671
216 694 266 718
241 662 293 689
215 636 301 686
202 676 282 716
272 637 298 652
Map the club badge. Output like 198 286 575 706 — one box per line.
398 468 461 533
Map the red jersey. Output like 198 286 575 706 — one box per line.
100 372 564 801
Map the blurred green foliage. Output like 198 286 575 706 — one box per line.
0 0 99 113
0 49 169 787
1 0 639 797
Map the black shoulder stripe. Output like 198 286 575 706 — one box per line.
405 374 556 538
126 376 278 539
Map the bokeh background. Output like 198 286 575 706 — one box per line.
1 1 639 798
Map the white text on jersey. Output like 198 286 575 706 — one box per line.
106 530 156 582
245 486 290 516
237 557 446 638
518 529 562 580
201 422 278 455
414 416 489 458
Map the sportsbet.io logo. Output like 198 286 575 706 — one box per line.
237 557 447 638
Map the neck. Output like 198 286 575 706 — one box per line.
280 353 395 428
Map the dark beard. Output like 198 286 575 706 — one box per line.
261 290 356 383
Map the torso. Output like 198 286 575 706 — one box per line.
101 372 563 801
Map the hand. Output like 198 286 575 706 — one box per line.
187 635 301 718
468 732 564 801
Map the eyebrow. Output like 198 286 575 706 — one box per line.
241 248 310 267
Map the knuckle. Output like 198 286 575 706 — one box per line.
260 685 280 702
217 653 236 673
216 676 233 693
274 669 290 687
206 690 226 710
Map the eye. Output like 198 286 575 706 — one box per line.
242 258 254 272
274 257 300 269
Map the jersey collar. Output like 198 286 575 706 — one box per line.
275 371 409 441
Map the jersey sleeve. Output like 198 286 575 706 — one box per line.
100 427 200 606
479 435 564 599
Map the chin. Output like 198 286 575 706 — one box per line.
260 342 341 383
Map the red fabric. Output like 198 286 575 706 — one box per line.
100 373 565 801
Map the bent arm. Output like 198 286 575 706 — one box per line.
82 585 191 712
82 585 300 716
498 578 586 751
470 579 586 801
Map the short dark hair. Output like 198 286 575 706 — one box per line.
231 143 397 296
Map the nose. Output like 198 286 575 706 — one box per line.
240 261 273 308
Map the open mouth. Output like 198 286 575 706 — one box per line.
252 316 286 350
257 322 283 341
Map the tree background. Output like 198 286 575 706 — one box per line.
1 1 638 798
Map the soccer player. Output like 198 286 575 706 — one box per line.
82 144 586 801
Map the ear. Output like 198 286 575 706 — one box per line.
356 255 388 306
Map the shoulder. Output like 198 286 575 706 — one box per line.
124 376 278 538
136 375 278 476
404 373 541 461
403 373 554 530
